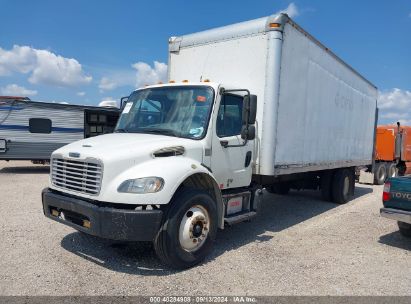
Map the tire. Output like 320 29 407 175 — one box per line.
331 168 354 204
374 162 387 185
397 163 406 176
398 221 411 237
153 188 218 269
266 183 290 195
386 163 397 178
320 170 334 202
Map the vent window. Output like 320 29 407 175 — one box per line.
29 118 52 134
153 146 185 157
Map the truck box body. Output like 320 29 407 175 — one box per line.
169 14 378 176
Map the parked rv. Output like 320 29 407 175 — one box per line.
0 96 120 161
42 13 378 268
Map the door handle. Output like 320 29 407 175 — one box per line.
220 140 229 148
245 151 252 167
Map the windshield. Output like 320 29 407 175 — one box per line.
115 86 214 139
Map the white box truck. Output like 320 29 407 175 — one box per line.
42 13 378 268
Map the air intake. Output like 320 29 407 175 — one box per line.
153 146 185 157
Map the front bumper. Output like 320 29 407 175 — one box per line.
380 207 411 225
42 188 163 241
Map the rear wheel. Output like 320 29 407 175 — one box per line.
398 221 411 237
398 163 406 176
153 188 218 269
386 163 397 178
374 162 387 185
331 168 354 204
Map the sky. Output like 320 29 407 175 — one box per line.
0 0 410 124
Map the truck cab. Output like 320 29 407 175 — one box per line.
42 82 260 269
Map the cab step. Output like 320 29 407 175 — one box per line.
224 211 257 226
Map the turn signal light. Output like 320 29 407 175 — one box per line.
269 23 281 28
382 182 391 201
83 220 91 229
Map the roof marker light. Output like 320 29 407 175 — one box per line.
269 23 281 28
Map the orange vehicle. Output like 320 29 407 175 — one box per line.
373 123 411 184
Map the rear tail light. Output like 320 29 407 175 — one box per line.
383 182 391 201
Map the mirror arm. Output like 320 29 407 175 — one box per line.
120 96 129 109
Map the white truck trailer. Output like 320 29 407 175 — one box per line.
42 13 378 268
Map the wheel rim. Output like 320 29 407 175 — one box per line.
390 167 396 177
379 166 386 181
179 205 210 252
343 176 350 197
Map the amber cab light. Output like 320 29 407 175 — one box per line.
382 182 391 201
269 23 281 28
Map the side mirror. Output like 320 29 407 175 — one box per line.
242 94 257 125
120 96 129 109
248 95 257 125
241 125 256 140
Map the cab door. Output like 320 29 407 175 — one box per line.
210 94 254 189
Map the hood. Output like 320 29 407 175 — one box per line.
53 133 204 166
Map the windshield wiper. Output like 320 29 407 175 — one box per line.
138 128 179 137
115 128 129 133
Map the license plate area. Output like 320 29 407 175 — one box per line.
49 206 91 228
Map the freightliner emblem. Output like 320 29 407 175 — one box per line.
69 152 81 158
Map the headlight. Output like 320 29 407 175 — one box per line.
117 177 164 194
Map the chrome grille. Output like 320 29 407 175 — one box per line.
51 157 103 195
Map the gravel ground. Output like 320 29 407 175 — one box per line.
0 161 410 296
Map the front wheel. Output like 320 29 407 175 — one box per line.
154 188 218 269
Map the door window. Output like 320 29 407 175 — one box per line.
216 94 243 137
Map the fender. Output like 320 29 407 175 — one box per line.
100 156 217 198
